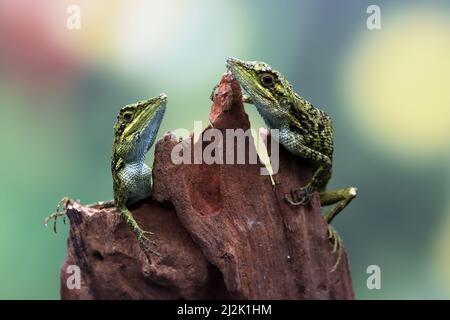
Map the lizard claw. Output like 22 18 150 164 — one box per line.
45 197 71 233
137 229 160 257
284 184 314 206
327 225 343 272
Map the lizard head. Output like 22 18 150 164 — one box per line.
226 57 296 126
113 94 167 162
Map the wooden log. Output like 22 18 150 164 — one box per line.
59 74 354 300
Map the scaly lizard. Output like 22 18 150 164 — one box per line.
46 94 167 259
226 57 357 271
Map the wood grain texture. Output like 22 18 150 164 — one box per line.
60 74 354 300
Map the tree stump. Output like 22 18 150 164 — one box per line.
59 74 354 300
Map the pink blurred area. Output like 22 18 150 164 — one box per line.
0 0 85 92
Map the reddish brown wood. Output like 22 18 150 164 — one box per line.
60 74 354 300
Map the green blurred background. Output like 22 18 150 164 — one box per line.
0 0 449 299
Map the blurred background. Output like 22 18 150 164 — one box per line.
0 0 449 299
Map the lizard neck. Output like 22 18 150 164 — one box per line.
115 161 152 206
254 101 285 129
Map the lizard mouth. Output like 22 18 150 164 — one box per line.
124 95 167 157
139 96 167 144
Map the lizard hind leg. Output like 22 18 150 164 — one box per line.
320 187 358 272
321 187 358 224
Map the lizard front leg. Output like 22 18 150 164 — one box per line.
286 163 331 206
87 200 115 209
119 205 160 258
45 198 116 233
281 133 332 206
45 197 71 233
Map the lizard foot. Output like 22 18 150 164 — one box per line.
327 224 343 272
136 229 160 257
285 184 314 206
45 197 71 233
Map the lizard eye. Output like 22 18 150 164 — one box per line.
260 73 275 87
123 112 133 122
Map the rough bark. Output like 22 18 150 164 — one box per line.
60 74 354 300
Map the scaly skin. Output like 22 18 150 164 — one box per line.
111 94 167 257
46 94 167 260
226 57 357 271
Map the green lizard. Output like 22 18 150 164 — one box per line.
226 57 357 271
46 94 167 259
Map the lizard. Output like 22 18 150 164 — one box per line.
225 57 357 271
46 94 168 259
